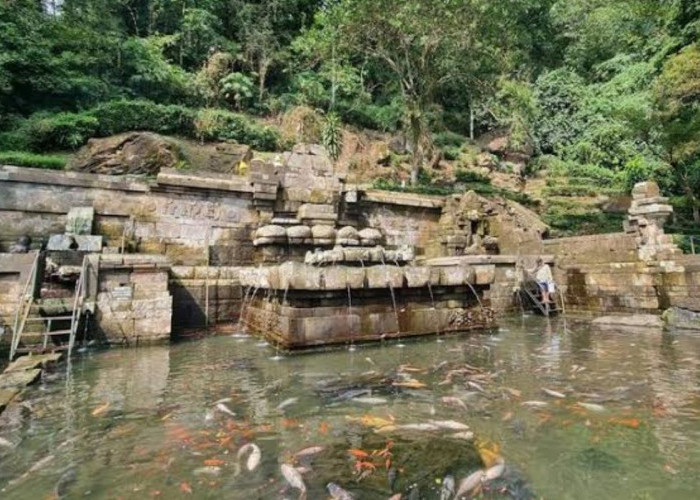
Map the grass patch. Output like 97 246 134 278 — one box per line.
542 204 624 237
372 176 539 208
0 151 66 170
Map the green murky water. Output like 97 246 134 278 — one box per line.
2 315 700 499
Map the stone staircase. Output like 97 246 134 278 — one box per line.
10 255 88 359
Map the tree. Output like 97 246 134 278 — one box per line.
654 43 700 221
308 0 501 184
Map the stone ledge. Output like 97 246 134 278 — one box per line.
362 189 445 209
423 255 554 267
0 164 149 192
156 168 254 193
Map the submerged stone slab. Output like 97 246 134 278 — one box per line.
663 307 700 331
592 315 663 329
0 388 20 411
5 353 62 373
0 368 41 389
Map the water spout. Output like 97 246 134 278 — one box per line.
347 283 356 352
234 285 252 337
466 281 483 309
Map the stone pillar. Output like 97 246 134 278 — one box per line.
624 181 680 262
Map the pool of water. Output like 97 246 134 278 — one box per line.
2 315 700 499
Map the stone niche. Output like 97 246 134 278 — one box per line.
430 190 547 258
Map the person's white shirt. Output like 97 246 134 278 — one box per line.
535 264 553 283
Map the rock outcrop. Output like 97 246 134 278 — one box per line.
71 132 184 176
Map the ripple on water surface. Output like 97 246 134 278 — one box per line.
2 315 700 499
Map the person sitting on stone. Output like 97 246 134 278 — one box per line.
8 235 31 253
529 257 555 305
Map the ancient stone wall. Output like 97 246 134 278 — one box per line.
0 253 38 330
95 255 172 344
542 183 700 317
0 166 259 266
169 266 243 331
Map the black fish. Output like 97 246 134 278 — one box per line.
54 468 77 499
387 466 398 492
407 484 420 500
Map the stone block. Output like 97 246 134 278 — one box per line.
278 262 321 290
632 181 660 200
164 243 207 266
404 266 431 288
155 222 182 239
99 271 131 290
97 296 132 312
439 265 475 286
322 266 349 290
300 315 361 342
239 266 280 289
473 265 495 285
131 296 172 315
366 265 404 289
134 315 172 338
364 312 399 336
47 234 103 252
170 266 195 279
298 204 337 222
286 225 312 244
194 266 220 280
65 206 94 235
311 224 336 245
130 271 168 288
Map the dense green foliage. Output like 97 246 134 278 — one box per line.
0 151 66 170
0 0 699 227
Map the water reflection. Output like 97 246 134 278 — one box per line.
1 317 700 499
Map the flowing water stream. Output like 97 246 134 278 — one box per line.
2 315 700 499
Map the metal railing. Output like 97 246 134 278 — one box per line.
68 255 90 355
10 251 41 360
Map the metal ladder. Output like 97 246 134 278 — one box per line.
10 254 88 359
519 277 556 317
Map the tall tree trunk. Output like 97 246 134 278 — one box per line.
469 98 474 140
258 57 269 103
408 107 423 185
682 177 700 223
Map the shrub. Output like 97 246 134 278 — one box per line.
433 130 467 148
0 130 31 151
622 155 674 192
27 112 99 150
193 108 280 150
0 151 66 170
372 178 456 196
90 100 196 137
455 169 491 184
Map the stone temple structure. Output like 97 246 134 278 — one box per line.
2 143 700 352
